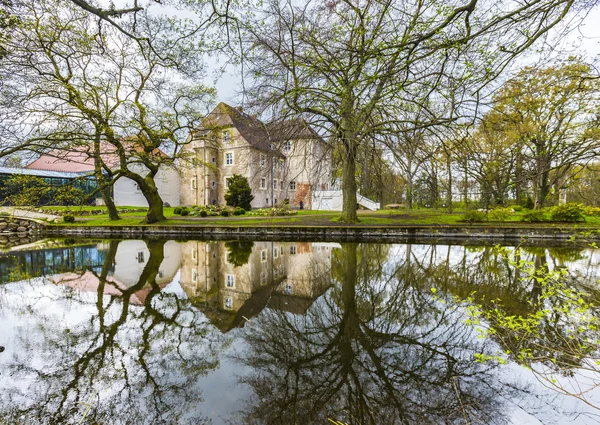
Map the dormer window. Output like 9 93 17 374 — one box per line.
222 130 231 143
282 141 291 152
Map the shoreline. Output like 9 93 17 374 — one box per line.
41 224 600 244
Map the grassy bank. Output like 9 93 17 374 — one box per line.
41 206 600 228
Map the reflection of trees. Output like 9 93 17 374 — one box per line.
406 244 600 407
225 241 254 267
234 243 531 425
0 240 224 425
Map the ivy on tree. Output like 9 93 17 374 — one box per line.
224 174 254 211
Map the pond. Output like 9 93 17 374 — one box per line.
1 238 600 424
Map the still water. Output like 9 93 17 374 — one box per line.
1 239 600 424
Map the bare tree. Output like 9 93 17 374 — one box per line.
241 0 585 222
1 0 214 222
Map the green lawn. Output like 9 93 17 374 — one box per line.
45 206 600 228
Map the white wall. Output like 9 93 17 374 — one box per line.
312 190 343 211
113 164 180 207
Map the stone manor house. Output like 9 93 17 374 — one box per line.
4 102 380 210
179 102 332 210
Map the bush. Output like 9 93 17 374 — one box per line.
512 205 523 212
180 207 190 216
521 209 547 222
220 210 230 217
550 203 586 222
460 210 487 223
199 209 208 217
63 214 75 223
523 196 534 209
583 206 600 217
224 174 254 210
173 206 182 215
488 207 513 222
233 207 245 216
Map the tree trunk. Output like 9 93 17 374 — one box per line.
94 139 120 220
446 155 453 213
102 184 120 221
340 137 359 223
140 176 165 223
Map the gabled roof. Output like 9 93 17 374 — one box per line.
200 102 324 155
266 118 323 143
203 102 272 152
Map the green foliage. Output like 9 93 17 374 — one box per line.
225 241 254 267
521 209 547 222
550 203 586 222
511 205 523 212
488 207 513 222
220 210 230 217
180 207 189 216
62 214 75 223
458 246 600 393
583 206 600 217
459 210 487 223
199 209 208 217
173 206 183 214
0 175 52 206
523 196 534 209
52 185 87 206
233 207 246 216
225 174 254 210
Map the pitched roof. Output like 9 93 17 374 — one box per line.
25 140 170 173
200 102 323 155
266 118 322 143
203 102 272 151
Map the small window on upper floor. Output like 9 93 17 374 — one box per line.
211 181 216 188
260 154 266 167
191 178 197 190
260 177 266 189
225 152 234 166
222 130 231 144
289 181 296 191
282 141 291 153
212 157 216 163
279 159 285 171
273 179 278 190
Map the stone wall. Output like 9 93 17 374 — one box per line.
0 216 43 239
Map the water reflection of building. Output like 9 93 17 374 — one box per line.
0 243 105 283
180 241 335 332
52 240 181 305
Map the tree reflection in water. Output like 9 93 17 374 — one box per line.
234 243 584 425
0 240 224 425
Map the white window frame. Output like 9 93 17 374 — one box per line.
260 177 266 190
224 176 232 188
290 245 297 255
222 129 231 144
190 178 197 190
225 152 234 166
283 141 291 152
224 296 233 309
226 274 235 288
261 249 267 262
289 181 296 191
273 179 278 190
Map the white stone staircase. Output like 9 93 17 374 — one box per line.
357 193 380 211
